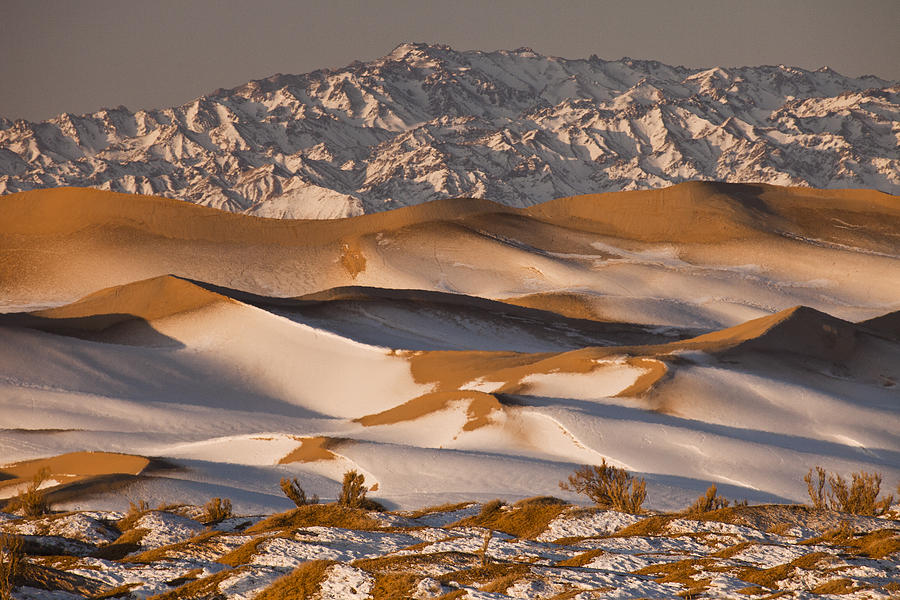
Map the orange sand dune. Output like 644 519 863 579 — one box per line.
0 452 151 503
527 181 899 249
2 182 897 308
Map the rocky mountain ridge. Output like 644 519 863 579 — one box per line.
1 42 897 218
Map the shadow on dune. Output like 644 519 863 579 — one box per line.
511 394 900 470
0 313 185 348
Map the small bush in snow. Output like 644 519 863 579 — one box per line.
559 460 646 514
336 470 383 511
203 497 233 524
280 477 319 507
686 485 729 515
7 467 50 517
805 466 894 516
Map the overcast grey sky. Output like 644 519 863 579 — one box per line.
1 0 897 122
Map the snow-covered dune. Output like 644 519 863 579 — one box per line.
1 259 897 512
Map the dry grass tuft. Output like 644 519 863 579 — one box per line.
129 530 220 563
559 460 646 513
246 504 383 534
634 558 713 598
338 470 384 511
367 571 420 600
556 548 605 567
254 559 337 600
810 578 858 595
437 562 532 590
6 468 51 517
612 515 674 537
93 527 149 560
217 535 271 567
737 552 833 589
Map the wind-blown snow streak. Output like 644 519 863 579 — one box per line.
1 43 897 218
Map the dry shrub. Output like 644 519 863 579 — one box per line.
254 559 336 600
202 497 233 524
805 466 894 515
559 460 646 513
280 478 318 507
804 466 827 509
0 534 25 600
686 485 730 515
7 468 50 517
828 471 893 516
338 470 383 511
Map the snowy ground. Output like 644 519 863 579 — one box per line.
2 500 898 599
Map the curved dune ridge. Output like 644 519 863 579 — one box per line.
1 182 899 511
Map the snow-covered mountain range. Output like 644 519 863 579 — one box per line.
1 43 897 218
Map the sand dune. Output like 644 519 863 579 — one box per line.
1 268 897 511
1 183 898 511
0 451 151 504
2 183 897 327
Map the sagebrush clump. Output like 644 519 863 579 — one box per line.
804 466 894 516
559 460 646 513
280 477 319 507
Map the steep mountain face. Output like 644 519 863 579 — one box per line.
1 43 897 218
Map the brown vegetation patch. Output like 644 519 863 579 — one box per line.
810 578 859 595
147 566 247 600
217 535 272 567
128 530 220 563
246 504 383 534
556 548 606 567
452 496 570 539
737 552 834 589
278 436 348 464
254 560 338 600
633 558 714 597
612 515 675 537
93 527 149 560
403 502 475 520
709 541 756 559
355 390 507 431
437 562 532 589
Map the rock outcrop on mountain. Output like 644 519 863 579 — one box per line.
1 43 897 217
